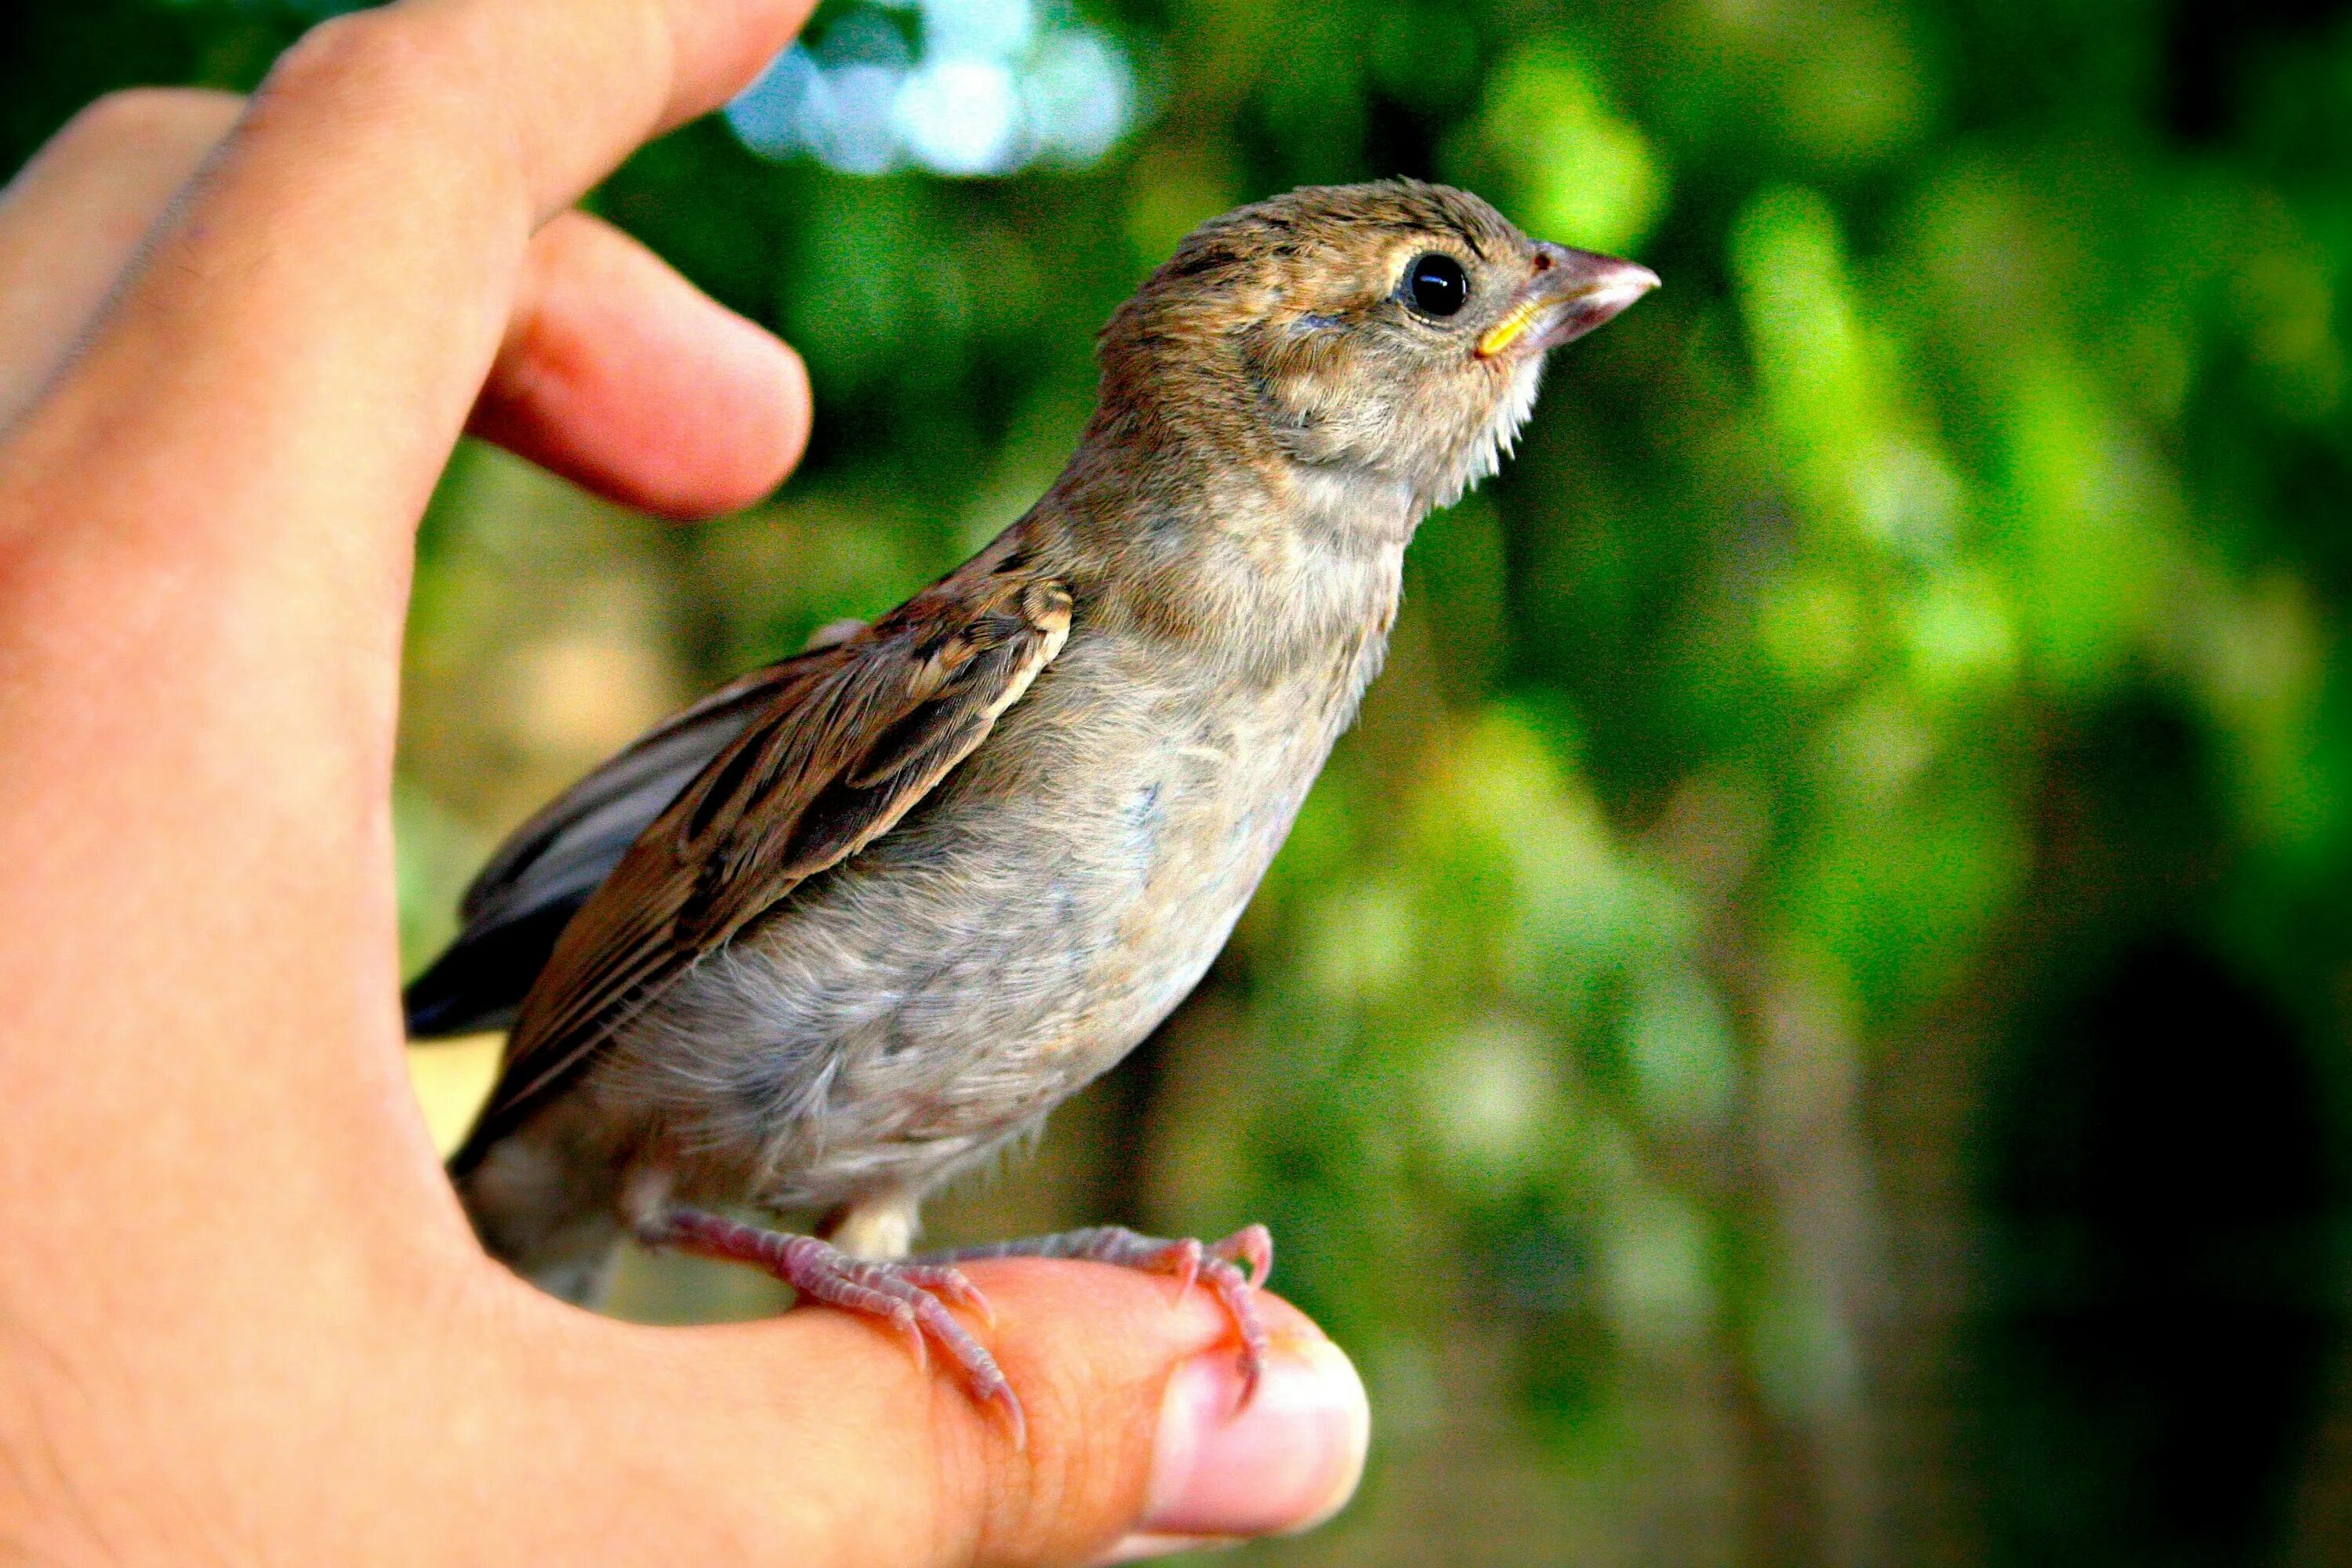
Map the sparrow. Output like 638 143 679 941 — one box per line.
406 178 1657 1439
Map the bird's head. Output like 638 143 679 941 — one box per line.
1098 179 1658 512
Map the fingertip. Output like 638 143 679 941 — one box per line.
1124 1334 1370 1548
948 1262 1366 1564
619 302 811 518
724 328 812 513
617 1259 1362 1568
654 0 826 131
471 212 811 519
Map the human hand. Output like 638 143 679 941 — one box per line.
0 4 1368 1562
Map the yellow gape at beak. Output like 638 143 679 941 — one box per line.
1476 298 1547 358
1475 245 1661 360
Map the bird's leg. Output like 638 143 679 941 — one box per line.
822 1186 923 1261
916 1225 1275 1401
637 1204 1024 1446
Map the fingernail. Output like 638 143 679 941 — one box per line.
1098 1335 1370 1563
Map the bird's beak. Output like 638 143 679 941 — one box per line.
1476 243 1660 359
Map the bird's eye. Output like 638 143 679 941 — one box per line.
1405 253 1469 318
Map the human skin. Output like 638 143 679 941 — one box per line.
0 2 1368 1563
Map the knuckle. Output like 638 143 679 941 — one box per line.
258 9 436 114
246 11 514 210
252 9 543 218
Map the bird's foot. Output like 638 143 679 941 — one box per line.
642 1205 1025 1446
917 1224 1274 1403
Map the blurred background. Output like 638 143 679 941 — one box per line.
10 0 2352 1560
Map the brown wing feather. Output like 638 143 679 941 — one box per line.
449 557 1073 1171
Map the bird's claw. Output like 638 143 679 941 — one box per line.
894 1260 997 1329
1156 1236 1204 1301
1211 1223 1273 1290
645 1207 1017 1438
917 1222 1276 1410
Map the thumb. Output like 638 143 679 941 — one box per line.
580 1258 1370 1567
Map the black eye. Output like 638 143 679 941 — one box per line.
1405 252 1468 318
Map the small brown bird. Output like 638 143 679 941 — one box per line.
408 179 1655 1436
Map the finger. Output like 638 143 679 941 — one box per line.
0 91 811 517
368 0 814 220
543 1262 1370 1567
0 1 817 1226
5 0 816 572
0 0 815 1062
0 89 240 430
470 212 810 520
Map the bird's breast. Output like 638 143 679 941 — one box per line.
1000 612 1383 1030
604 559 1397 1209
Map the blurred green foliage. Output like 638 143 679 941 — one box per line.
11 0 2352 1560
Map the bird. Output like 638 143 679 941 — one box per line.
406 178 1657 1439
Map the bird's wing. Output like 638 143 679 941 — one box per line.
402 665 799 1038
449 554 1073 1171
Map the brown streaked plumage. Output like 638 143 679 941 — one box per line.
409 179 1657 1435
452 550 1072 1161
